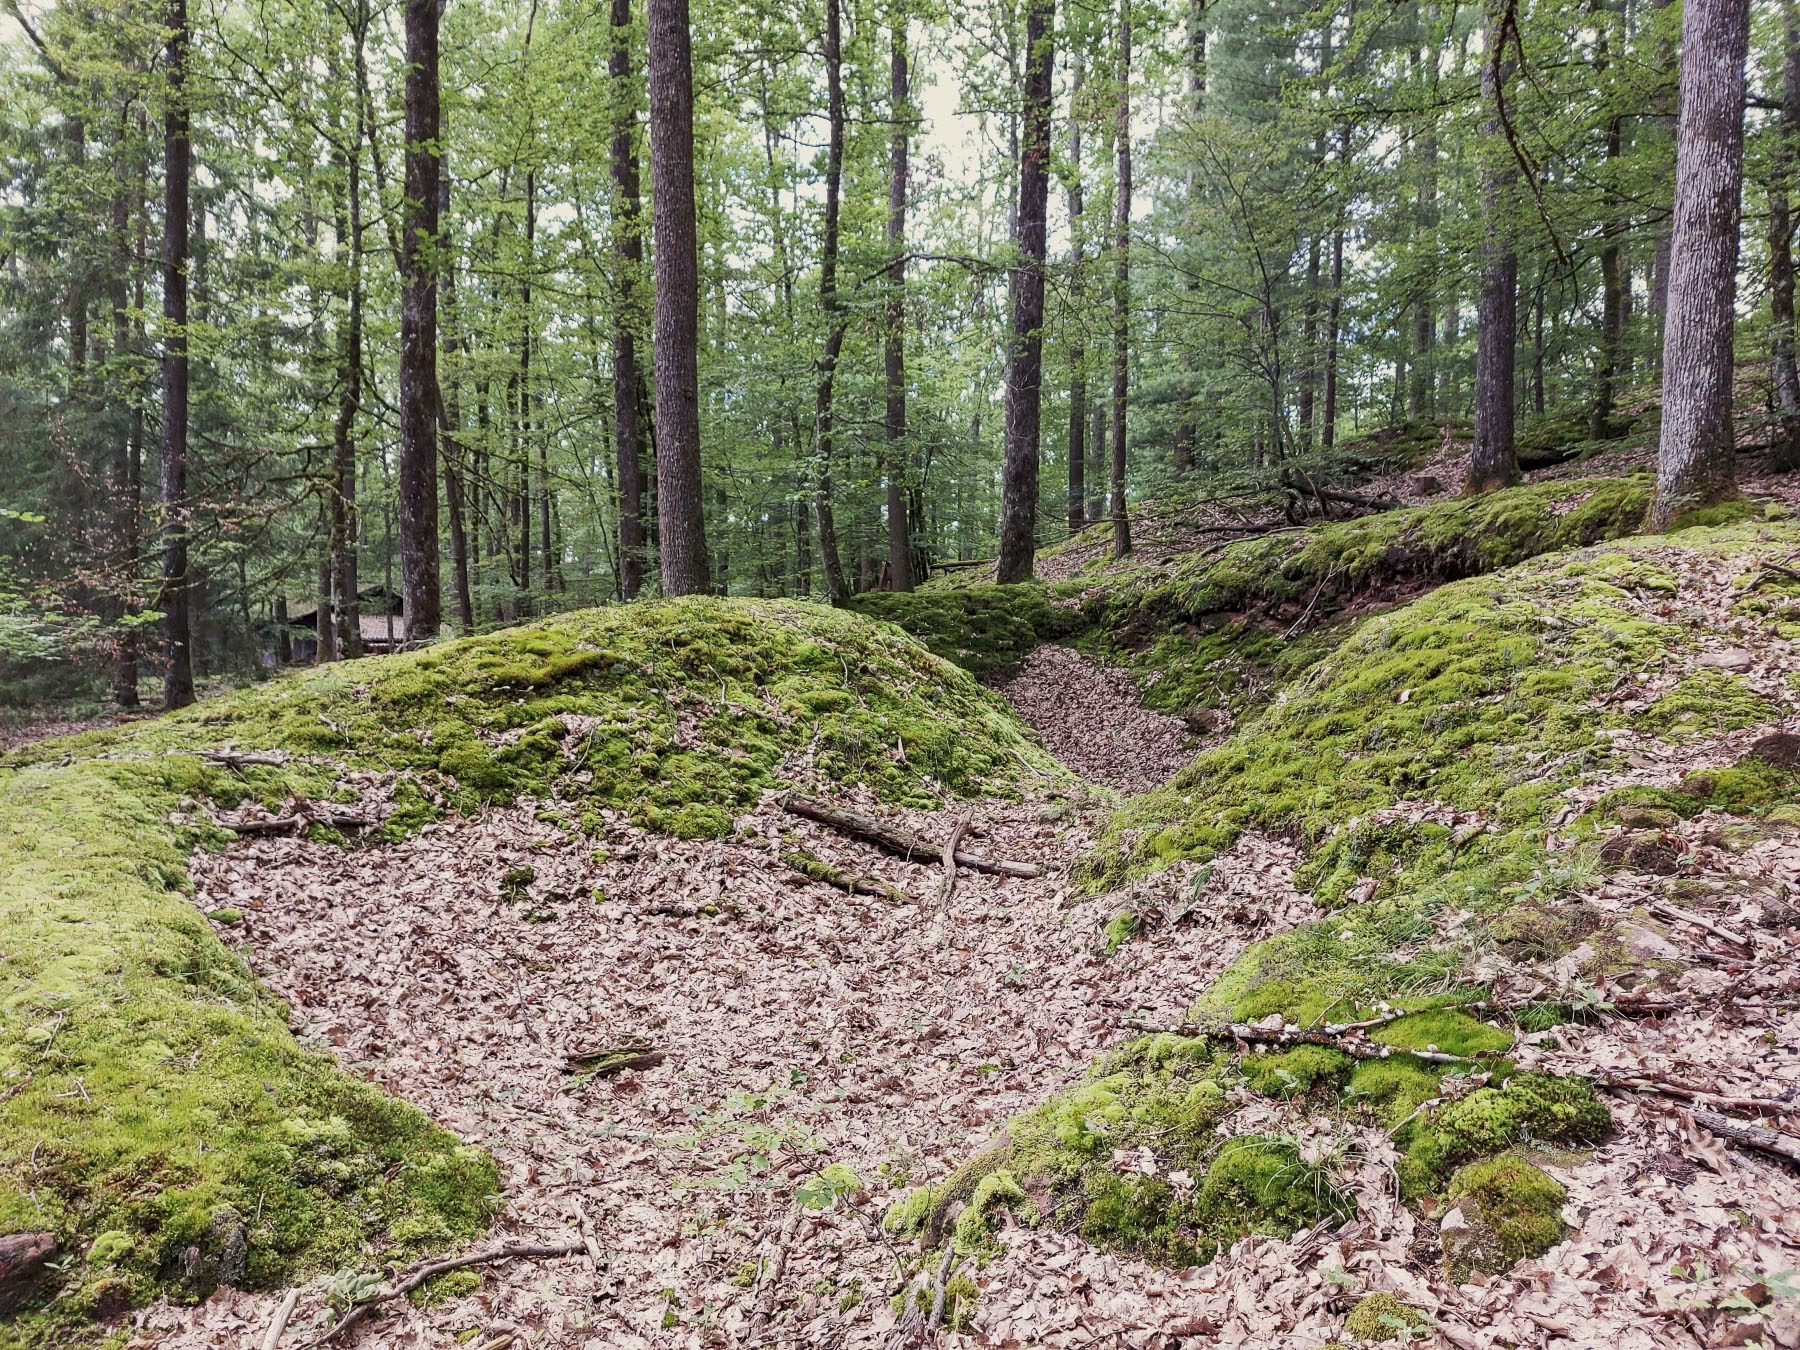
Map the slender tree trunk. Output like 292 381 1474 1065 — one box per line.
1088 387 1106 522
1650 0 1677 366
1770 0 1800 471
611 0 647 598
813 0 851 605
648 0 710 594
1322 213 1345 450
1651 0 1751 526
1066 54 1087 535
1468 0 1520 494
160 0 195 708
110 112 140 707
1590 0 1625 442
330 53 365 658
884 16 914 591
1533 275 1547 415
996 0 1055 581
439 153 474 633
1300 233 1320 442
1409 7 1439 421
399 0 443 640
1108 0 1131 558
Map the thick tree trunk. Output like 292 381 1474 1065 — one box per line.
611 0 647 598
812 0 851 605
1650 0 1751 527
1108 0 1131 559
160 0 195 708
997 0 1055 582
1468 3 1519 495
1770 0 1800 471
1066 53 1087 533
884 19 914 592
648 0 711 594
399 0 443 641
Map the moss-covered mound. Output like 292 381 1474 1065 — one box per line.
0 597 1053 1337
845 584 1086 679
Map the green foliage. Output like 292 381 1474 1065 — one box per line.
1344 1291 1431 1342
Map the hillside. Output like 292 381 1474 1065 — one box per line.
5 485 1800 1348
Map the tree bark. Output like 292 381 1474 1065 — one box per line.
1468 0 1519 495
611 0 647 598
1066 52 1087 535
1649 0 1678 364
160 0 195 708
439 152 474 634
110 108 141 707
1410 6 1439 421
1650 0 1751 527
1771 0 1800 471
884 16 914 591
399 0 443 640
330 42 366 658
813 0 851 605
1321 214 1344 451
648 0 711 594
1590 0 1625 442
1108 0 1131 559
996 0 1055 582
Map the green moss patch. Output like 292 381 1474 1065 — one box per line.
1344 1290 1431 1342
845 584 1086 679
1396 1073 1609 1197
1448 1155 1568 1265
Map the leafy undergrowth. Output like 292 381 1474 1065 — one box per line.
892 514 1800 1287
0 597 1054 1337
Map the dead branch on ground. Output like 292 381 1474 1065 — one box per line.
778 794 1040 878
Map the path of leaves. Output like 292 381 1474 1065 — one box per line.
996 646 1196 794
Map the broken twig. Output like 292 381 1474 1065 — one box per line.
778 794 1040 878
778 846 914 904
936 814 972 909
260 1288 300 1350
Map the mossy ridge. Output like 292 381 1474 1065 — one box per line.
888 1034 1350 1269
0 763 499 1342
0 598 1056 1337
844 584 1087 679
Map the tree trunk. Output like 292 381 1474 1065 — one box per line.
1590 0 1625 442
647 0 711 594
1771 0 1800 471
1468 0 1519 494
399 0 443 641
1067 52 1087 533
813 0 851 605
1108 0 1131 559
1088 388 1106 522
1410 11 1439 422
1650 0 1677 366
439 152 474 634
1651 0 1751 526
1322 220 1344 452
884 17 914 592
611 0 647 598
996 0 1055 582
110 110 141 707
1300 232 1320 442
160 0 195 708
330 54 365 659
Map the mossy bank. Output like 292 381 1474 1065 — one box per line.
0 597 1054 1341
890 514 1800 1286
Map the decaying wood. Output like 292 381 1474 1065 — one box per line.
564 1044 665 1076
212 804 374 835
1596 1071 1797 1115
779 794 1040 878
203 748 293 770
926 1237 959 1330
304 1238 585 1346
1686 1106 1800 1167
936 813 972 908
1120 1017 1490 1065
260 1287 301 1350
746 1206 801 1346
572 1198 604 1271
778 846 914 903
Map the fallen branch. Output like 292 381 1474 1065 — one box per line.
778 846 914 904
778 795 1040 878
203 748 293 770
1648 899 1753 950
1594 1072 1797 1115
1120 1017 1489 1065
211 804 374 835
926 1239 960 1330
936 814 972 909
1687 1106 1800 1168
303 1239 585 1346
260 1288 301 1350
564 1044 665 1076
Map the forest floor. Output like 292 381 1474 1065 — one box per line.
127 610 1800 1349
